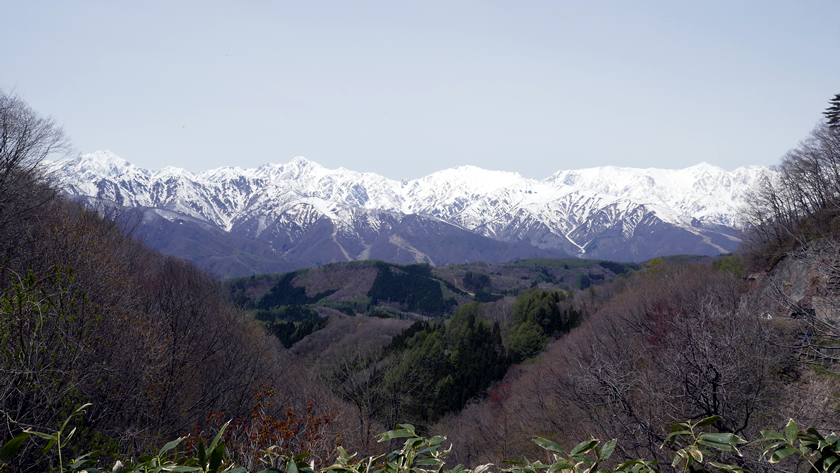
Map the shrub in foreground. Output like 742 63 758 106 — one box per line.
2 408 838 473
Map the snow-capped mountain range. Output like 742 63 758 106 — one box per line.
46 151 773 277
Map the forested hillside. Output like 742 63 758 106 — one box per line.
6 89 840 473
227 257 636 317
0 91 364 471
0 91 621 471
224 258 626 349
426 116 840 468
224 259 589 433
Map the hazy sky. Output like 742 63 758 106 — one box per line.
3 1 838 179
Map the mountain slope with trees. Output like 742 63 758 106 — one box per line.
7 88 840 473
0 90 365 472
428 98 840 469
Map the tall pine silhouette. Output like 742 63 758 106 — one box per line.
825 93 840 128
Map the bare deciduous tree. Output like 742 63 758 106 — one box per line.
742 123 840 270
0 90 71 234
435 263 787 470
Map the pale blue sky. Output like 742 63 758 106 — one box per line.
2 1 838 179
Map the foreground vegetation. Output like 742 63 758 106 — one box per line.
3 410 840 473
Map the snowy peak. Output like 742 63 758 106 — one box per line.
543 162 767 219
278 156 321 179
417 165 530 194
158 166 194 179
59 150 140 178
49 151 774 265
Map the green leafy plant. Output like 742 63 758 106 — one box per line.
758 419 840 473
20 403 103 473
0 432 31 472
117 420 247 473
324 424 456 473
253 448 315 473
0 406 246 473
663 416 746 473
7 406 840 473
502 436 657 473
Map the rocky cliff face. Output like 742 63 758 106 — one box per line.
758 240 840 322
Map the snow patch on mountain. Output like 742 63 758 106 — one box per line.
48 152 775 261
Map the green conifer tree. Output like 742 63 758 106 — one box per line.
825 93 840 128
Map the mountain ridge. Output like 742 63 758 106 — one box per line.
46 151 773 276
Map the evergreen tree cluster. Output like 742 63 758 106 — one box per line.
463 270 503 302
268 317 327 348
251 261 459 349
367 262 455 314
255 272 335 308
383 303 508 421
255 303 321 323
509 288 582 363
226 273 281 309
597 260 637 275
463 270 491 292
575 272 592 290
528 269 556 288
433 304 508 415
371 289 583 424
825 92 840 128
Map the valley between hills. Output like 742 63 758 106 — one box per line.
6 88 840 473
